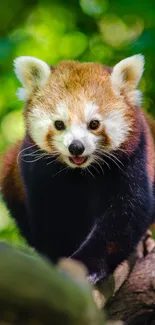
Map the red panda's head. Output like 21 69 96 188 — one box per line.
14 54 144 168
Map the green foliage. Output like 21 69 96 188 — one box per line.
0 0 155 239
80 0 108 17
0 199 26 244
0 242 104 324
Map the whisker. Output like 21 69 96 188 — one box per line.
43 154 58 160
97 147 124 167
43 151 59 158
86 167 95 179
52 165 69 178
19 144 59 165
103 151 124 167
117 148 129 154
94 156 109 172
20 155 47 163
94 148 123 171
21 148 44 157
92 151 110 170
102 153 123 171
90 163 100 175
96 147 124 169
47 156 59 166
20 152 50 163
17 144 38 164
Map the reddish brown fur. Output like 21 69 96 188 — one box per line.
45 128 55 152
25 61 124 124
0 141 25 203
106 241 120 255
1 60 155 206
24 61 139 154
143 113 155 184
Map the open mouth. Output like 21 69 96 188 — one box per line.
69 156 88 166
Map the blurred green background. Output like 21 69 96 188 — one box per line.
0 0 155 243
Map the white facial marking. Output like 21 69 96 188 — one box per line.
28 100 131 169
55 102 69 121
28 107 52 151
104 110 131 149
84 101 101 122
63 132 74 147
54 122 97 160
65 124 97 155
64 124 84 146
52 101 101 167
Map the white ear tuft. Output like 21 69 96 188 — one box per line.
111 54 145 105
111 54 144 88
14 56 51 101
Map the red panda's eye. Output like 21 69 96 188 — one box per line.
89 120 100 130
54 120 66 131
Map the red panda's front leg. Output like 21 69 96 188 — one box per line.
71 172 154 284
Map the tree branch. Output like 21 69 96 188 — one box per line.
98 232 155 325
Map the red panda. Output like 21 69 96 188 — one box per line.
1 54 155 284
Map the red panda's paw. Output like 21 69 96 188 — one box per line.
87 271 106 285
71 256 108 285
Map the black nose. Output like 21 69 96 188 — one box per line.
69 140 85 156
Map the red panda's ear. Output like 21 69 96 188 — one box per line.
13 56 51 102
111 54 145 105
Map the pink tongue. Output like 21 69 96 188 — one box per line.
72 156 85 165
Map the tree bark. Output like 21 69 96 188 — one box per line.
99 233 155 325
